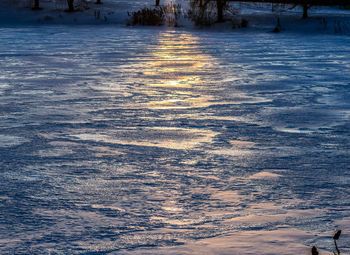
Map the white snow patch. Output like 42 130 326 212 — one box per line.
0 134 29 147
249 171 282 179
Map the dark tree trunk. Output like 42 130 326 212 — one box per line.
32 0 41 10
67 0 74 12
155 0 160 6
302 4 309 19
217 0 224 22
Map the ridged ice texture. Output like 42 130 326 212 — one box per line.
0 26 350 254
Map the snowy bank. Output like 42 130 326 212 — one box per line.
1 1 350 34
0 0 157 25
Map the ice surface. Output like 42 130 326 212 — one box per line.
0 135 29 147
0 25 350 254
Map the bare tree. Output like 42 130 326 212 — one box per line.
197 0 228 22
32 0 41 10
216 0 228 22
67 0 74 11
302 4 311 18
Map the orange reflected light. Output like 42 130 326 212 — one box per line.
142 32 215 110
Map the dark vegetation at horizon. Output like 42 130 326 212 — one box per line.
29 0 350 20
128 0 348 30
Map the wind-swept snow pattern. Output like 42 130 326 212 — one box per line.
0 26 350 254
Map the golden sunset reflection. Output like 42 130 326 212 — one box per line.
142 31 216 110
70 127 218 150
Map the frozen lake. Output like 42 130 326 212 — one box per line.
0 26 350 254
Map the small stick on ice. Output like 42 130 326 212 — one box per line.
333 230 342 255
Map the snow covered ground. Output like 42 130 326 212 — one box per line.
1 0 350 34
1 1 350 255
